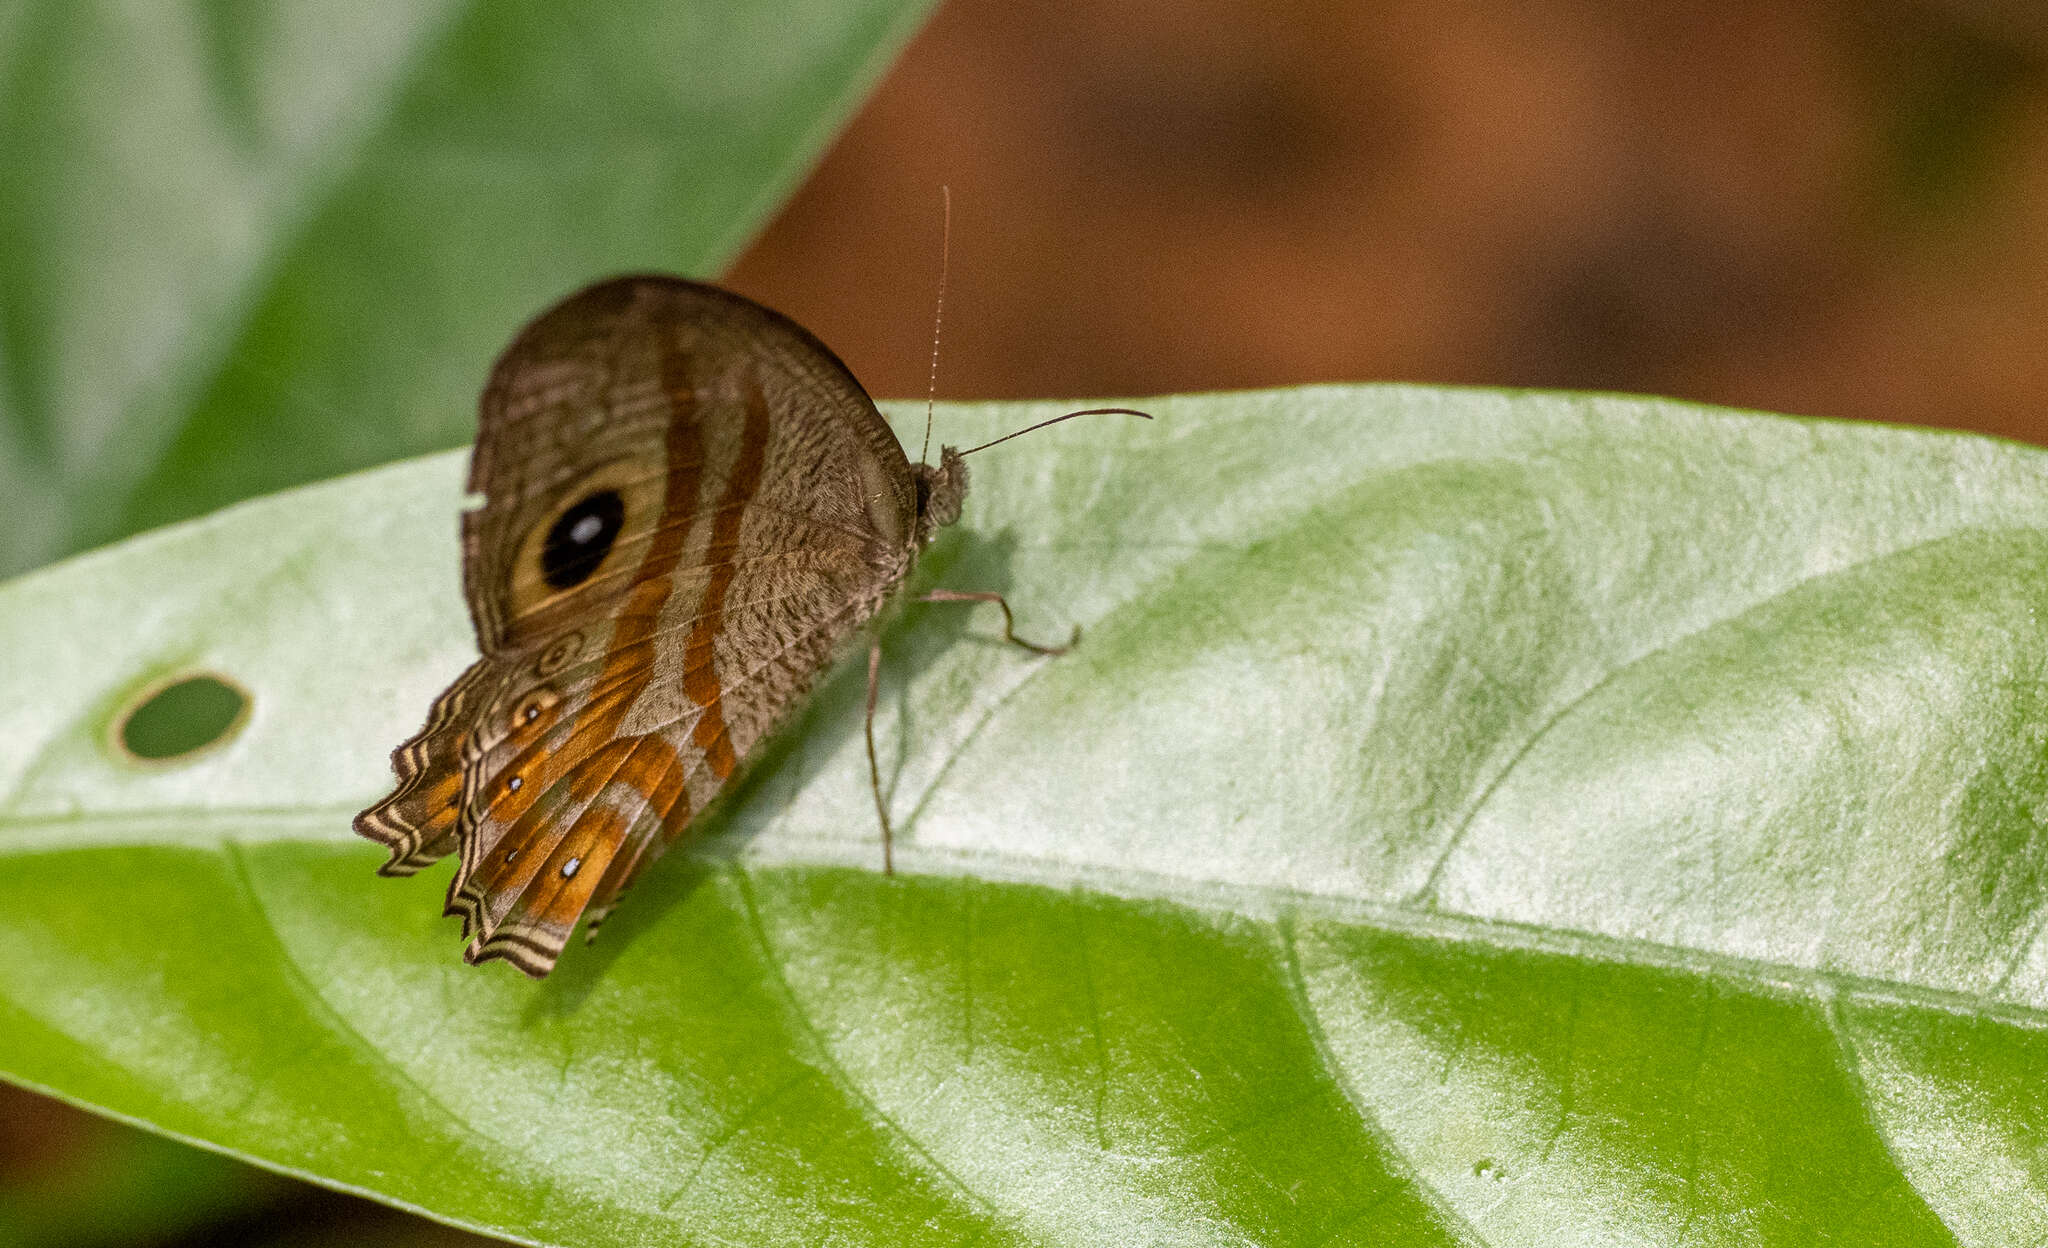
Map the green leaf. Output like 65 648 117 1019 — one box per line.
5 386 2048 1245
0 0 935 578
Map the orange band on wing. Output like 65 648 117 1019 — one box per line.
446 349 709 928
679 377 771 781
549 344 711 766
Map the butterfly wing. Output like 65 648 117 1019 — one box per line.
354 659 491 875
356 276 919 976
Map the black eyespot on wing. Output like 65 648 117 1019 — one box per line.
541 491 625 590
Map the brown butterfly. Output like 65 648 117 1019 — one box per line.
355 275 1143 976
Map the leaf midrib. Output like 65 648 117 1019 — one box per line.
6 811 2041 1038
10 502 2048 1042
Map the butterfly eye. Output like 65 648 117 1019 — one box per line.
540 490 626 590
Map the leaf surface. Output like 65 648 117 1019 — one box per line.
3 387 2046 1245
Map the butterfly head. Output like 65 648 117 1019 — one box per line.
911 446 967 547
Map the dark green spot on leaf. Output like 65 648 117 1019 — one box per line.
116 674 249 761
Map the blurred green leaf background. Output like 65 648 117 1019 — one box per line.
0 0 934 578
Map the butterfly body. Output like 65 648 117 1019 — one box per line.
357 276 966 976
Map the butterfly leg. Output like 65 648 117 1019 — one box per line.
919 589 1079 655
866 634 894 876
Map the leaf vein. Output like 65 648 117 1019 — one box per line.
1819 990 1964 1244
729 867 1009 1244
217 839 522 1184
1411 525 2025 907
1273 914 1489 1248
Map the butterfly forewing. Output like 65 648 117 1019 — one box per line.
357 277 923 976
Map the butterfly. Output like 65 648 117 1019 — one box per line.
355 275 1143 976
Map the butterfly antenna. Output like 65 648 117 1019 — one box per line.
920 184 952 468
957 407 1153 457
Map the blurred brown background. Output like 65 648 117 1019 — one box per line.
733 0 2048 442
8 0 2047 1243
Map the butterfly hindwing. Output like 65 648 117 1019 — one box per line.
359 277 924 976
354 659 491 875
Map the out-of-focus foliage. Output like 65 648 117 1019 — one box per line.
0 1102 286 1248
0 0 936 578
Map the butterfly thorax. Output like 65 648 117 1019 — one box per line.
911 447 967 548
